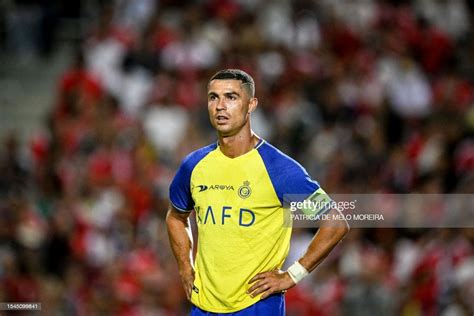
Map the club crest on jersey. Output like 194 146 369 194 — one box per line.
238 181 252 199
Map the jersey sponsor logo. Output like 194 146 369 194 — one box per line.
196 205 255 226
238 181 251 199
196 184 234 192
196 185 208 192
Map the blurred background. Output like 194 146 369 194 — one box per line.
0 0 473 315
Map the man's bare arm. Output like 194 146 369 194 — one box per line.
298 208 349 272
248 208 349 299
166 204 194 300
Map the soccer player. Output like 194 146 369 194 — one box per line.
166 69 349 315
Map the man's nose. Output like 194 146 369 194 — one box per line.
216 98 227 110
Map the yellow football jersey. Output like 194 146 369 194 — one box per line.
169 139 322 313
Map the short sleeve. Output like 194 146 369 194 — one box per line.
169 143 217 212
169 161 194 212
257 142 320 205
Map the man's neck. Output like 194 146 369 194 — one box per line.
218 130 259 158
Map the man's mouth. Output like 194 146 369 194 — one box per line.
216 115 229 124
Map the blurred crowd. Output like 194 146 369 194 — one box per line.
1 0 474 315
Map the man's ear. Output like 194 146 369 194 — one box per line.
248 97 258 114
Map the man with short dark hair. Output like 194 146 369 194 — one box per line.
166 69 349 315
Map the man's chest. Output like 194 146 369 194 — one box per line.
189 159 281 226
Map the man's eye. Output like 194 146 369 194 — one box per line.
209 96 217 101
228 95 236 101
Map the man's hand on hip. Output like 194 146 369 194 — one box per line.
180 267 195 301
247 270 295 299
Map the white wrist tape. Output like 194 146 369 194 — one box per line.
287 261 309 284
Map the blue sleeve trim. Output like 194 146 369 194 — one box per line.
170 201 193 213
257 141 320 206
169 143 217 211
302 188 334 217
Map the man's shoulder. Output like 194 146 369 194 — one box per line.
257 140 319 201
257 141 303 169
180 142 218 170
